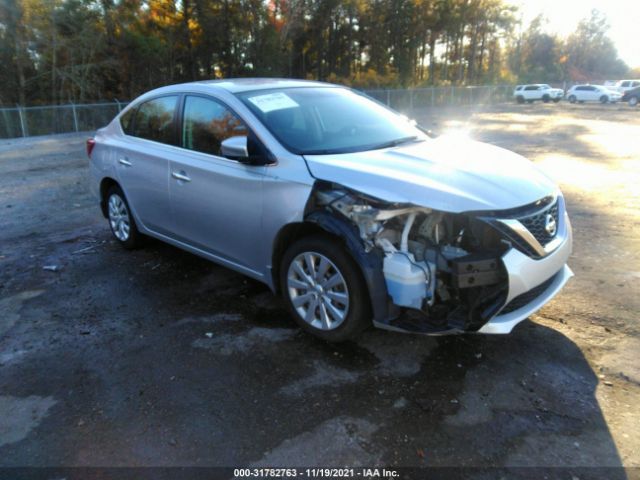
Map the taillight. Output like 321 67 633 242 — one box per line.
86 138 96 158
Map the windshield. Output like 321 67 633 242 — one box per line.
237 87 426 155
541 84 551 89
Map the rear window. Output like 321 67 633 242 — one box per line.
131 96 179 145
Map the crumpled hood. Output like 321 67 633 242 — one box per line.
303 136 557 213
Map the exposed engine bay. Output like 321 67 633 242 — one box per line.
311 182 511 333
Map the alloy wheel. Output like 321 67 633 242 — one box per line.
286 252 350 331
108 193 131 242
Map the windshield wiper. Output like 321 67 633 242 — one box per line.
370 136 422 150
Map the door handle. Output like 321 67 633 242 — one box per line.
171 171 191 182
118 158 132 167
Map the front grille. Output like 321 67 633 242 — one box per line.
518 200 559 247
500 272 558 314
479 195 564 259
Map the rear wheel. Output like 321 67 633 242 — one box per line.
600 95 609 104
106 185 143 249
280 235 371 342
542 94 550 103
516 96 524 104
568 95 577 104
629 96 638 107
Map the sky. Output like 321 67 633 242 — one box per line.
510 0 640 69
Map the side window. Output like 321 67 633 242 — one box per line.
132 96 179 145
621 81 630 87
633 81 640 87
576 86 586 91
120 107 137 135
587 86 596 91
182 96 247 156
524 85 538 91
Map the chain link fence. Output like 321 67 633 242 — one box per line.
0 101 129 139
0 85 515 139
362 85 514 111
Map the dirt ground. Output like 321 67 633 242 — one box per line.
0 102 638 478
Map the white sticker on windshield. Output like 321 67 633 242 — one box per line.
248 92 299 113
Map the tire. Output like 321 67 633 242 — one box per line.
280 235 371 342
516 96 524 104
600 95 609 104
629 96 638 107
106 185 143 249
552 98 561 103
568 95 577 104
542 94 550 103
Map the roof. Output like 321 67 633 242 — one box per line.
128 78 342 106
194 78 336 93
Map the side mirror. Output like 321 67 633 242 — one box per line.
221 136 249 161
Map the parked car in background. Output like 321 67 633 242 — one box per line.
513 84 564 103
88 79 573 341
613 79 640 93
566 85 622 104
621 86 640 106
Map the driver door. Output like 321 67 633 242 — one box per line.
168 95 266 273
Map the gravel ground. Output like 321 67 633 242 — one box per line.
0 103 638 478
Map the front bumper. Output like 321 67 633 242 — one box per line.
478 212 573 334
374 201 573 336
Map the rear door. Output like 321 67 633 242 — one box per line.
115 95 179 235
168 94 266 272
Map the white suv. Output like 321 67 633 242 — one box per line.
566 85 622 104
514 84 564 103
613 80 640 93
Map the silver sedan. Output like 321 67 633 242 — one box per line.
89 79 572 341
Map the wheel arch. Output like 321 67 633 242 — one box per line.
99 177 120 218
271 221 328 293
271 211 397 323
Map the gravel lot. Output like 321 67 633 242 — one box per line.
0 103 638 477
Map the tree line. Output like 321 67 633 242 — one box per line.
0 0 632 106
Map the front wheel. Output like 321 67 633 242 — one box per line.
568 95 577 103
542 94 550 103
106 185 143 249
600 95 609 104
280 235 371 342
516 96 524 104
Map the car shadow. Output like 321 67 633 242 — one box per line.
114 240 629 474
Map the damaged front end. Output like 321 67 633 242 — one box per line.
309 182 511 334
